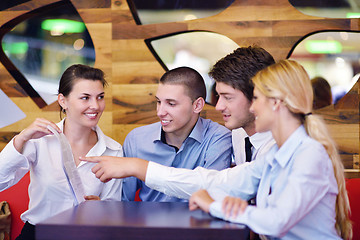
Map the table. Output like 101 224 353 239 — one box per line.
36 201 249 240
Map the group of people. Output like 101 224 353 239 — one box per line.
0 46 352 240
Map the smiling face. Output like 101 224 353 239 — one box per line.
58 78 105 129
156 83 200 139
215 82 255 132
250 87 274 133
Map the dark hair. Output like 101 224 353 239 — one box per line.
160 66 206 101
58 64 107 114
209 46 275 101
311 76 332 109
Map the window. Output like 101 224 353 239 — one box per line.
128 0 234 25
146 31 239 105
0 0 95 107
289 0 360 18
288 31 360 106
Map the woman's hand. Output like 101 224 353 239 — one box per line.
222 196 248 219
189 189 214 213
14 118 61 153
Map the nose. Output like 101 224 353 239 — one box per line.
90 98 100 110
157 103 166 117
215 97 225 112
249 101 254 113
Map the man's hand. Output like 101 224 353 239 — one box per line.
189 189 214 213
80 156 149 182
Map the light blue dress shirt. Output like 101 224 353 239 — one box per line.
122 117 232 202
209 125 341 239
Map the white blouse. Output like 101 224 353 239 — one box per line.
0 120 123 224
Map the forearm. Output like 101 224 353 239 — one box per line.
145 163 214 199
0 138 30 190
13 134 27 153
128 158 149 181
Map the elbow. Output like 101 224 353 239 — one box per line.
264 218 291 238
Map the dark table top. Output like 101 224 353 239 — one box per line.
36 201 249 240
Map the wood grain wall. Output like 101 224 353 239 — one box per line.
0 0 359 177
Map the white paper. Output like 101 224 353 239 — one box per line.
47 125 86 205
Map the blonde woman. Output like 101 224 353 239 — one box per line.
189 60 352 239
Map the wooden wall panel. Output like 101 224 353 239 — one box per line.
0 0 359 177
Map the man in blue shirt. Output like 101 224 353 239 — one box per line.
121 66 232 202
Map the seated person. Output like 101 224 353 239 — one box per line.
0 64 123 240
121 66 232 202
190 60 352 240
311 76 332 109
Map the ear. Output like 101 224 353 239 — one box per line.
58 94 67 110
193 97 205 114
272 98 282 111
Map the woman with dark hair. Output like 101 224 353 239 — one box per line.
0 64 123 240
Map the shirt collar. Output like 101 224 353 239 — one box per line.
56 118 121 156
152 122 163 142
249 131 273 151
273 125 308 168
187 117 204 144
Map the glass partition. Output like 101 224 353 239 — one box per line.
128 0 234 25
146 31 239 105
0 0 95 107
289 0 360 18
288 31 360 108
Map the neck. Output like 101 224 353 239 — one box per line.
243 121 256 137
165 116 198 149
63 119 95 145
271 111 301 148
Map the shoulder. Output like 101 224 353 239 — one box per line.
293 136 330 171
200 118 230 135
103 135 122 151
299 136 327 157
124 122 161 146
127 122 160 136
95 126 122 151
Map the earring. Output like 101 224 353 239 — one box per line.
62 108 66 114
272 106 276 111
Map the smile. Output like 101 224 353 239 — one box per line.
85 113 97 118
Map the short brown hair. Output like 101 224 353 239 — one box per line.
209 46 275 101
160 66 206 101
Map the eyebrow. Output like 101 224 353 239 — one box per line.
218 92 233 96
80 92 105 96
155 96 177 102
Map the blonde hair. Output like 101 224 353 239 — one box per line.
252 60 352 239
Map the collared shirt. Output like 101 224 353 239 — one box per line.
122 117 232 202
0 119 123 225
209 126 340 239
145 130 275 200
232 128 274 164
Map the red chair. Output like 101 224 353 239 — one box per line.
346 178 360 240
134 188 142 201
0 172 30 240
